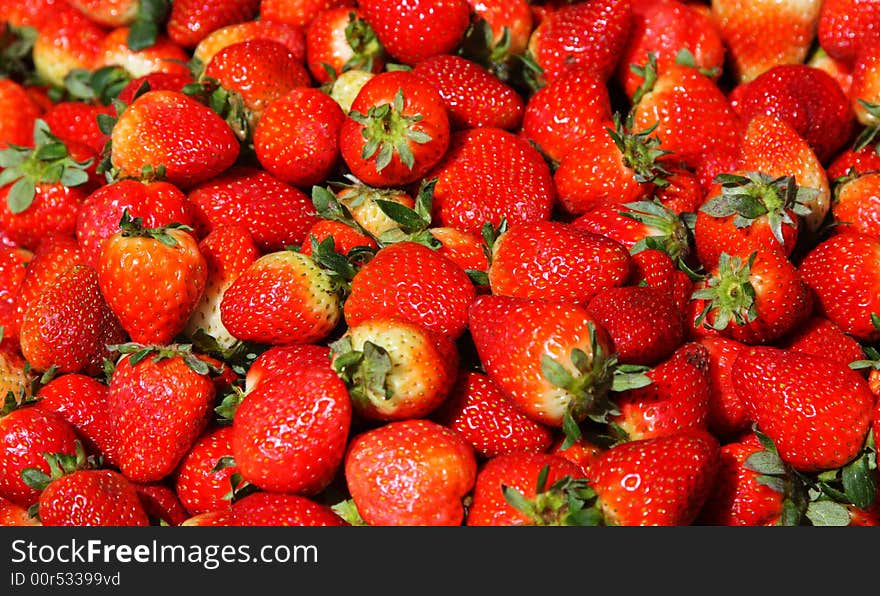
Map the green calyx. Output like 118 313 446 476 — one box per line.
20 440 98 491
502 465 604 526
701 172 816 245
342 12 384 74
619 199 691 263
0 119 93 214
606 112 671 187
349 88 432 172
329 336 393 409
692 251 758 331
107 341 215 376
115 208 192 245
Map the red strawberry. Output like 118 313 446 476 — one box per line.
818 0 880 65
432 370 555 459
428 226 489 275
0 79 42 151
627 248 693 312
777 315 867 369
426 127 556 234
134 482 189 526
174 426 242 517
192 18 307 67
464 0 533 58
260 0 355 30
109 89 240 189
187 165 319 253
358 0 471 66
0 246 33 345
588 430 721 526
0 495 39 525
732 345 875 472
31 7 105 88
300 219 378 257
344 418 477 526
166 0 261 48
94 27 191 79
487 220 632 306
227 491 348 526
253 87 346 188
305 7 386 84
232 362 351 495
115 72 195 105
244 344 333 393
830 171 880 239
97 214 207 346
108 344 216 483
40 101 113 164
339 70 450 187
330 317 458 421
36 468 150 526
465 452 585 526
696 335 751 441
412 54 525 131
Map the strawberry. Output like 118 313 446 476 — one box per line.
487 220 632 306
525 0 632 86
550 435 606 479
358 0 471 66
232 361 351 495
426 127 556 234
468 294 650 428
339 70 450 187
134 482 189 526
616 0 725 100
412 54 525 131
31 7 106 88
97 213 206 345
108 89 240 189
187 165 319 253
94 27 192 79
343 418 477 526
166 0 261 48
35 373 117 467
253 87 346 188
733 64 854 165
588 429 721 526
732 345 875 472
628 248 693 312
0 246 33 344
183 224 259 351
710 0 822 84
34 467 150 526
75 179 196 270
797 232 880 342
0 406 80 507
115 71 195 105
829 171 880 239
465 452 586 526
65 0 139 27
261 0 356 30
329 182 415 240
428 226 489 276
343 241 476 340
108 343 216 483
463 0 533 58
692 249 814 346
0 0 63 30
220 247 344 346
652 166 706 215
41 101 114 156
244 344 333 393
226 491 348 526
330 316 458 421
300 219 378 259
519 67 612 164
202 38 312 138
696 335 751 441
432 370 555 459
19 264 126 375
0 496 39 525
192 18 307 67
0 79 42 151
585 285 686 367
173 425 242 516
818 0 880 65
305 7 386 84
777 315 867 369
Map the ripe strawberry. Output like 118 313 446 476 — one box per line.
330 317 458 421
432 371 555 459
35 373 117 467
0 0 62 30
519 67 612 164
616 0 725 100
0 406 79 507
465 452 586 526
244 344 333 393
829 171 880 238
108 344 216 483
588 430 721 526
109 89 240 189
97 213 206 345
426 127 556 234
0 79 42 151
134 482 189 526
20 264 126 375
777 315 867 369
343 241 476 339
192 18 307 67
629 248 693 314
358 0 471 65
695 335 751 441
463 0 533 58
41 101 114 157
232 362 351 495
35 468 150 526
94 27 191 79
115 71 195 105
166 0 261 48
31 7 105 88
300 219 378 257
227 491 348 526
344 418 477 526
261 0 355 30
0 496 39 525
797 232 880 342
468 294 649 428
711 0 822 83
818 0 880 65
525 0 632 86
174 425 241 516
0 246 33 344
550 435 606 479
339 70 450 187
412 54 525 131
487 220 632 306
253 87 346 188
428 226 489 276
732 345 875 472
183 225 259 351
305 7 386 84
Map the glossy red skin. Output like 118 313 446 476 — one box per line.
488 220 632 306
193 19 307 66
627 249 693 312
0 407 80 507
818 0 880 65
0 246 33 341
696 336 752 441
38 470 150 527
466 452 584 526
166 0 261 48
245 344 333 393
261 0 355 29
464 0 533 55
426 127 556 234
826 145 880 180
0 79 42 150
299 219 378 257
344 241 477 340
339 70 450 187
227 492 349 526
134 482 189 526
305 7 385 84
31 7 105 85
254 87 346 188
232 365 352 495
13 236 84 334
831 172 880 238
777 315 868 369
116 72 195 105
174 426 240 516
40 101 112 155
733 346 875 472
0 0 64 30
0 182 89 252
344 419 477 526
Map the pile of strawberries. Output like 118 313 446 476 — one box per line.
1 0 880 527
